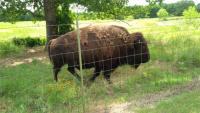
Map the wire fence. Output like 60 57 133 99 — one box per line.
0 18 200 113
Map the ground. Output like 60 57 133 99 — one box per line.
0 17 200 113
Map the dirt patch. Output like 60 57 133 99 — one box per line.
126 77 200 112
0 47 47 67
107 102 132 113
91 77 200 113
88 101 132 113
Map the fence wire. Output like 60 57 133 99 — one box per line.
0 20 200 113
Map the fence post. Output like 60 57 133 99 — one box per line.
76 14 85 113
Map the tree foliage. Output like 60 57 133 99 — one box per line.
196 3 200 12
183 6 199 19
126 6 149 19
157 8 169 20
0 0 43 22
78 0 128 19
163 0 195 16
0 0 128 29
148 5 161 18
56 1 74 35
183 6 200 29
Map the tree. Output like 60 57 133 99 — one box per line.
0 0 128 48
157 8 169 20
0 0 43 22
163 0 195 16
183 6 200 28
196 3 200 12
80 0 128 19
157 0 164 6
183 6 199 19
125 6 149 19
148 5 161 18
43 0 57 47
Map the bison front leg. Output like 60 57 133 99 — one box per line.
103 70 112 84
67 67 81 81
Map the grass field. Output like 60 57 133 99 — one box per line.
0 18 200 113
0 21 45 41
0 21 46 57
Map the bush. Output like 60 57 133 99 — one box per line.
183 6 200 29
116 15 125 20
183 6 200 19
148 5 161 18
125 15 133 20
0 41 24 57
12 37 46 47
163 0 195 16
157 8 169 20
131 6 149 19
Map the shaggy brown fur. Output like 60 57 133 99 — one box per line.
48 25 150 83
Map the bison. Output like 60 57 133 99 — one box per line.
48 25 150 83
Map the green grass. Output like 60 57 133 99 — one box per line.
138 89 200 113
0 21 47 57
0 41 24 57
0 21 45 41
1 18 200 112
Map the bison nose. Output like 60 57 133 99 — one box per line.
142 52 150 63
147 53 150 60
145 53 150 62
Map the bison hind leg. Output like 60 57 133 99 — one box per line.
53 66 61 82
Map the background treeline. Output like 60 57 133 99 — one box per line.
79 0 200 20
0 10 44 22
0 0 199 21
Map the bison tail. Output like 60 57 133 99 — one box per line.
47 40 53 62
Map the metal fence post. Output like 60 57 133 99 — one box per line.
76 14 85 113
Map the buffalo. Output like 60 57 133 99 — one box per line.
48 25 150 83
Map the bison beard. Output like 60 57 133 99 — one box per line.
48 25 150 83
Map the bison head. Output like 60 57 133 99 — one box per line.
128 32 150 68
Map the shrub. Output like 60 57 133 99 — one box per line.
0 41 24 57
12 37 46 47
125 15 133 20
129 6 149 19
183 6 200 19
157 8 169 20
183 6 200 28
148 5 161 18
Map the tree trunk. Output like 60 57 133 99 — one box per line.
43 0 57 50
